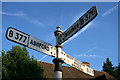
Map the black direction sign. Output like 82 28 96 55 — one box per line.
6 27 56 57
58 6 97 44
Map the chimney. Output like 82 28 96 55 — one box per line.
82 62 90 67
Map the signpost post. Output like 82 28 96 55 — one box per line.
53 26 64 80
6 6 97 80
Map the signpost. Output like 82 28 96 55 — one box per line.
6 6 97 80
6 27 56 57
58 6 97 44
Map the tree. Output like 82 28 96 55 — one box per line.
102 58 114 75
102 58 120 80
2 45 46 80
112 66 119 79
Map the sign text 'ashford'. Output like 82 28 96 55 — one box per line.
6 27 56 57
58 6 97 44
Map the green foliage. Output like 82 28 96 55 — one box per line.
102 57 120 80
102 58 114 75
2 45 46 80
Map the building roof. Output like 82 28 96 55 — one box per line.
37 61 117 80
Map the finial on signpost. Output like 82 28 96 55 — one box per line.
54 26 63 37
57 26 61 30
54 26 63 48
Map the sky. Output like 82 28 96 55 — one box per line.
1 2 118 71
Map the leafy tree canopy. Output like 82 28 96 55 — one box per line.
102 58 114 75
2 45 46 80
102 57 120 80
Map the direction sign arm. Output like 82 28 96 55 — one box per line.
6 27 57 57
60 50 94 76
58 6 97 44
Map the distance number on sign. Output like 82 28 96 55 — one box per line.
80 7 96 27
8 30 27 43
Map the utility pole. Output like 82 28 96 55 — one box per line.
53 26 64 80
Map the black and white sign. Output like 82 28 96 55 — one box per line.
58 6 97 44
28 36 56 57
60 51 94 76
6 27 56 57
6 27 29 47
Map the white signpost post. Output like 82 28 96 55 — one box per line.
6 6 97 80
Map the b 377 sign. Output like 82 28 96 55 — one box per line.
6 27 56 57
